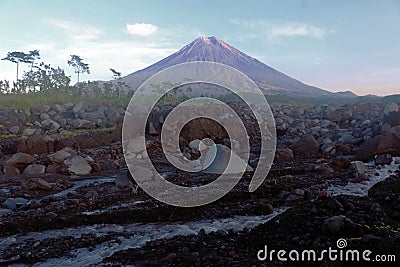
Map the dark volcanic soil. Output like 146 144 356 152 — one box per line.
1 101 400 266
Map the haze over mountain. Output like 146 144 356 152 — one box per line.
118 36 355 98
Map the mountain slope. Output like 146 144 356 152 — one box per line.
120 36 343 97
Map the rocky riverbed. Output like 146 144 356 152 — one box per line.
1 101 400 266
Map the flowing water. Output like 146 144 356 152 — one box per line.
3 158 399 266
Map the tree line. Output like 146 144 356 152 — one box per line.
0 50 131 99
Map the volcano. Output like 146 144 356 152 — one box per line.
120 36 341 97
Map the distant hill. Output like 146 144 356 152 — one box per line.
116 36 357 98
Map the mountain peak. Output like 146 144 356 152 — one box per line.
196 36 220 44
122 36 340 97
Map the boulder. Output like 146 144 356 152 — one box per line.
356 125 400 160
41 119 60 132
40 113 50 121
275 147 294 161
64 156 92 175
9 125 20 135
204 144 252 174
338 133 356 144
383 102 399 116
350 161 369 175
115 172 133 187
22 128 37 136
2 197 29 209
326 106 352 122
290 135 320 158
30 105 50 114
72 119 94 129
6 152 34 168
51 104 67 114
80 111 105 121
22 164 46 175
4 165 20 177
23 178 52 190
48 150 72 164
72 101 86 114
384 111 400 127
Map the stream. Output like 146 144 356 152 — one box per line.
2 158 399 266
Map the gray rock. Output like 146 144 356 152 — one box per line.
326 107 353 122
384 102 399 116
22 128 37 136
52 104 67 114
48 150 73 164
115 173 133 187
40 113 50 121
322 143 335 153
80 111 105 121
23 164 46 175
72 101 86 114
2 197 29 210
338 134 356 144
204 144 252 174
30 105 50 114
350 161 369 175
72 119 94 129
64 156 92 175
58 118 67 128
360 120 372 129
41 119 60 132
9 125 20 135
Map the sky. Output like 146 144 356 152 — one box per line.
0 0 399 96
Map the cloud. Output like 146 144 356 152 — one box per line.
0 39 177 83
270 23 328 39
48 20 102 40
126 23 158 36
57 41 175 81
231 19 333 41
